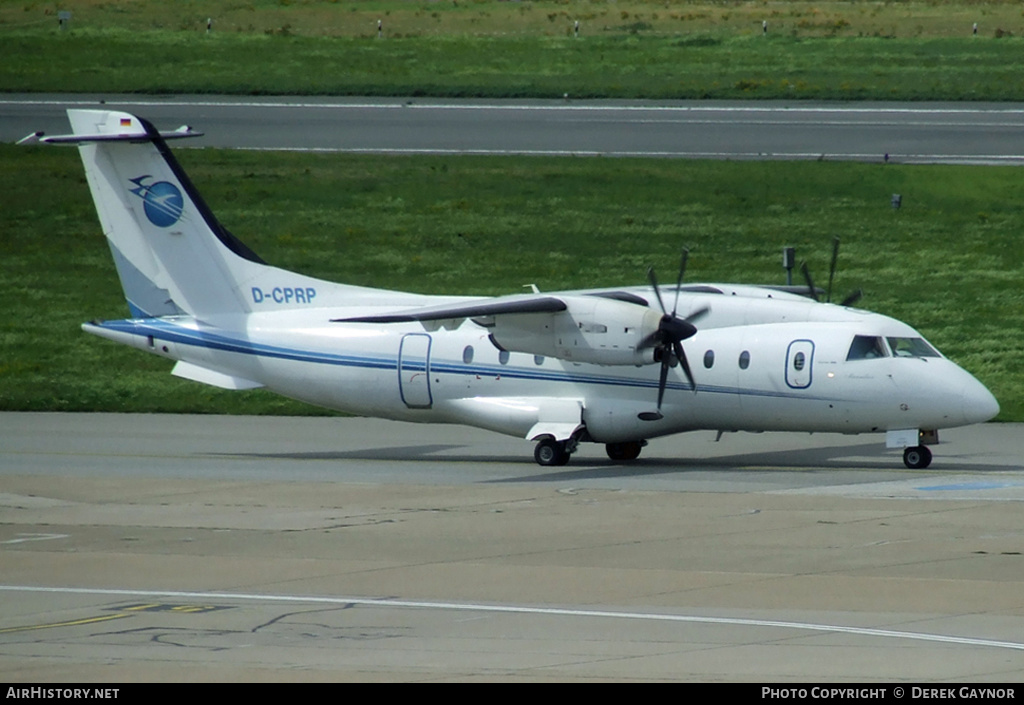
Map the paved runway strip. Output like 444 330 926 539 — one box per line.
1 413 1023 681
7 96 1024 163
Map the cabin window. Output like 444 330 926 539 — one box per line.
498 350 510 365
462 345 474 364
846 335 888 361
738 350 750 370
887 337 941 358
793 352 806 371
534 355 545 366
703 350 715 369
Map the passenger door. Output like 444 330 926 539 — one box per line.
785 340 815 389
398 333 432 408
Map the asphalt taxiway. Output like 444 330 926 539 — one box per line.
2 413 1023 682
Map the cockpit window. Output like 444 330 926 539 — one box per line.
887 337 941 358
846 335 888 361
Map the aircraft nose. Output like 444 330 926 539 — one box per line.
961 377 1000 425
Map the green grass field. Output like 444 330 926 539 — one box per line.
4 1 1024 99
3 1 1021 421
2 144 1021 419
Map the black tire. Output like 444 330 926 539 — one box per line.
903 445 933 470
606 441 643 462
535 438 570 467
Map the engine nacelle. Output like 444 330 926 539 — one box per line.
486 296 661 366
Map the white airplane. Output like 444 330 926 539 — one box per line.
26 109 999 469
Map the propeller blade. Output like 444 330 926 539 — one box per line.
642 339 697 420
656 356 671 410
827 236 840 303
647 266 668 316
800 261 820 302
840 289 863 307
676 345 697 393
637 331 660 350
671 248 689 318
685 305 711 325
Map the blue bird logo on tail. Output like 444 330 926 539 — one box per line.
129 175 183 228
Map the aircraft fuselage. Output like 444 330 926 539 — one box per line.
85 288 998 448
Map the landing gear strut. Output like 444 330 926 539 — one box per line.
903 445 933 469
534 437 571 467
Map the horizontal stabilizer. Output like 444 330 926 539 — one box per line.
19 114 201 146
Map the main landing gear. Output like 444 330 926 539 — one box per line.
534 437 572 467
903 445 933 469
605 441 644 462
533 437 647 466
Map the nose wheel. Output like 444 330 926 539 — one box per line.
903 445 932 469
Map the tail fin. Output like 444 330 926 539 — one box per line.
31 108 380 320
34 110 253 317
51 109 270 318
43 109 425 319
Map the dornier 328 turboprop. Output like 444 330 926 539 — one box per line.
25 110 1000 468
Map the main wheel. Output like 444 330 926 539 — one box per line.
903 445 933 469
606 441 643 462
534 438 570 467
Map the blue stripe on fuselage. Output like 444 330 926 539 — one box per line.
92 318 842 402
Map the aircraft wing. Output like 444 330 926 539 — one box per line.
332 295 568 324
334 291 668 367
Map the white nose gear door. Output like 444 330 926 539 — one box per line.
398 333 433 408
